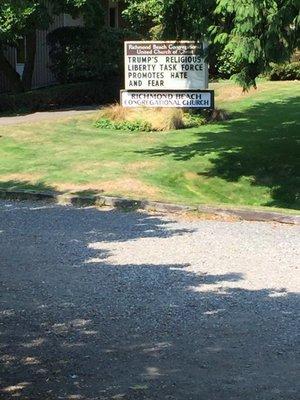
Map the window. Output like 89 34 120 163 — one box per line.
16 37 26 77
109 7 117 28
109 0 118 28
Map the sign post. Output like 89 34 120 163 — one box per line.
121 41 214 109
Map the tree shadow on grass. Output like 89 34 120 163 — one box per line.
0 201 299 399
0 180 57 194
0 181 103 199
140 97 300 209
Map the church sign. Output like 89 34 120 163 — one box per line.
121 41 214 109
121 90 214 108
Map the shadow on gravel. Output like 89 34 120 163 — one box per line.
0 202 299 400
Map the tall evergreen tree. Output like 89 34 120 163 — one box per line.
123 0 300 89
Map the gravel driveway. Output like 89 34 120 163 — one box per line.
0 200 299 400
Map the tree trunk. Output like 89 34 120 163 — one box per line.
0 48 24 93
22 31 37 91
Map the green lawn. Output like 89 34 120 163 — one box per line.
0 80 299 210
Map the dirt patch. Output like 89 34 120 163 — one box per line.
100 178 160 198
1 127 44 141
184 171 200 180
73 160 159 177
212 82 292 102
54 177 160 199
172 210 241 223
72 161 112 173
215 86 256 102
124 161 158 173
0 172 160 199
0 173 43 184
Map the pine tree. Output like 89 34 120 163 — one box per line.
123 0 300 89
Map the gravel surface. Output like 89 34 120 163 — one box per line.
0 200 299 400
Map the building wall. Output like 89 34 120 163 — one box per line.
31 13 66 89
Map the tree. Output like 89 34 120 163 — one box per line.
0 0 104 92
122 0 164 38
212 0 300 89
123 0 300 89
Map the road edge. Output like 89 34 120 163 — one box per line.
0 189 299 225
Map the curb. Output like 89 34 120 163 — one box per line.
0 189 299 225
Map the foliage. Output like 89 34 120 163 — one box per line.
0 0 104 92
48 26 139 84
123 0 164 38
0 1 48 46
96 117 152 132
123 0 300 89
0 81 118 113
214 48 240 79
269 62 300 81
182 112 207 128
212 0 300 89
0 0 103 46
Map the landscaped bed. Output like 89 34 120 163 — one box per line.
0 81 299 210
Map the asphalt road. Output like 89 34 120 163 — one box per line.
0 200 299 400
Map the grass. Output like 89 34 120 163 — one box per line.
0 80 299 211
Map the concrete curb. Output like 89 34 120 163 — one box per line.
0 189 299 225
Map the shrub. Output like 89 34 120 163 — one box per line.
100 103 130 122
47 27 139 84
96 117 152 132
0 81 117 113
136 108 185 131
96 105 208 132
214 48 240 79
269 62 300 81
183 112 207 128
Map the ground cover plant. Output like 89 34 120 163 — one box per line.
0 81 299 210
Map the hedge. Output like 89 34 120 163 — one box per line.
0 80 120 113
269 62 300 81
47 26 139 84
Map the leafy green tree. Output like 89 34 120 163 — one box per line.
0 0 104 92
123 0 164 38
123 0 300 89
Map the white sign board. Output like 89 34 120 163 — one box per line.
121 91 214 109
125 41 208 91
